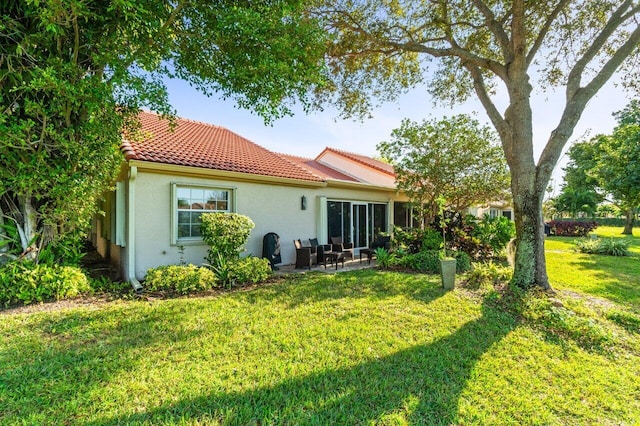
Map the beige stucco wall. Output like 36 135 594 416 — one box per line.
132 169 398 280
318 151 396 187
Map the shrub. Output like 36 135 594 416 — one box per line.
0 261 91 307
374 247 394 269
596 238 630 256
547 220 598 237
399 250 441 273
89 276 132 294
38 231 86 266
392 226 440 253
144 264 217 294
464 262 512 288
574 238 601 254
231 257 272 285
451 250 472 273
471 215 516 252
200 213 255 264
575 237 630 256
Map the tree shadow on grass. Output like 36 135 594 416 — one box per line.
89 298 516 425
562 255 640 309
242 269 443 308
0 305 208 424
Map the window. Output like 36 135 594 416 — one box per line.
394 202 410 228
489 208 499 219
174 185 232 242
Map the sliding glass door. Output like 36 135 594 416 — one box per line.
352 203 368 249
327 200 388 250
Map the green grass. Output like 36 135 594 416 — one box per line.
2 266 640 425
545 226 640 307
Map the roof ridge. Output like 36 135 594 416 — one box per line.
139 110 227 130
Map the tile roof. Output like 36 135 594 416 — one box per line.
278 154 359 182
317 147 395 176
121 111 323 182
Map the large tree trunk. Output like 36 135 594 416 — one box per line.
622 207 635 235
510 170 550 289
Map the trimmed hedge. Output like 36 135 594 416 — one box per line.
144 264 217 294
547 220 598 237
0 261 90 307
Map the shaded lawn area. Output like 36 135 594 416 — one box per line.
545 226 640 308
2 270 639 425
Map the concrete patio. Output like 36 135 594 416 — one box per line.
274 257 377 275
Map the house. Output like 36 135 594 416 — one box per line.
467 202 513 220
92 112 410 284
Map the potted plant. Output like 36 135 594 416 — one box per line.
436 196 456 289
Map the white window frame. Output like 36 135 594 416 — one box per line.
170 183 236 245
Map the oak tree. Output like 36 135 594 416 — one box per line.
312 0 640 288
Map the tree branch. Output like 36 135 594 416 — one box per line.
526 0 571 66
566 0 634 98
384 40 508 81
470 0 511 61
538 22 640 186
465 64 511 156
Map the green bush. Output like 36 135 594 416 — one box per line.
231 257 272 285
200 213 255 264
451 250 472 273
392 226 444 253
471 215 515 252
464 262 512 289
144 264 217 294
89 276 132 294
38 231 86 266
374 247 394 269
575 237 630 256
0 261 91 307
397 250 441 273
394 249 471 274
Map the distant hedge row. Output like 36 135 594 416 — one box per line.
551 218 628 227
547 220 598 237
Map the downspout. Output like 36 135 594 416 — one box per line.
127 165 143 293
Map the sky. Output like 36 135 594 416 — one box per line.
163 75 632 195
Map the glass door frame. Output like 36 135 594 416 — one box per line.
351 202 369 250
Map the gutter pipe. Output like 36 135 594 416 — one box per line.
127 165 143 293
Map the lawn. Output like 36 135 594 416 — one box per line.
545 226 640 307
1 228 639 425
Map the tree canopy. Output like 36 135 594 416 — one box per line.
312 0 640 288
378 115 510 220
0 0 326 262
560 100 640 233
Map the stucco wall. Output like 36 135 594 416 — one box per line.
318 151 396 187
133 169 397 280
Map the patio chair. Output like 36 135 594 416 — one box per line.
309 238 332 264
294 239 317 270
359 235 391 264
330 236 354 261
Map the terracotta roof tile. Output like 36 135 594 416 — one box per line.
279 154 359 182
317 147 396 176
122 111 322 182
